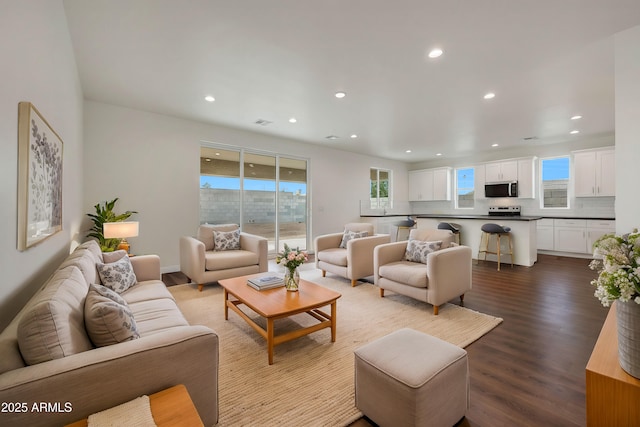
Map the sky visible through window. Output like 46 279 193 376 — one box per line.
542 157 569 180
457 168 474 195
200 176 306 194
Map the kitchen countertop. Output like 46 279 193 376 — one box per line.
415 214 542 221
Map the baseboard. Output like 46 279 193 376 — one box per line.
161 265 180 274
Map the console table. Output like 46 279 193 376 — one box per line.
586 302 640 426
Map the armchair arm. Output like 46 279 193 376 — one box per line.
374 241 409 282
180 236 206 284
129 255 161 281
240 232 268 272
314 233 343 253
426 246 472 306
347 234 391 280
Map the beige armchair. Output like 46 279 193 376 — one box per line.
180 224 268 291
374 228 472 315
315 223 390 286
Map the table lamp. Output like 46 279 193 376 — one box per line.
103 221 139 254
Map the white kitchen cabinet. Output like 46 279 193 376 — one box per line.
517 158 535 198
408 168 450 201
554 219 588 253
586 219 616 254
573 148 615 197
485 160 518 182
536 218 554 250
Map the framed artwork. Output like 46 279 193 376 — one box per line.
17 102 63 250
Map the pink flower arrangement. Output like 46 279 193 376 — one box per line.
276 244 308 272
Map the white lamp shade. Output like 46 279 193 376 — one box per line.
103 221 139 239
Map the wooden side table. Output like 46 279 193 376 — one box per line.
586 302 640 426
65 384 203 427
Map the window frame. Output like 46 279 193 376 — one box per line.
370 167 393 209
454 166 475 210
539 155 570 210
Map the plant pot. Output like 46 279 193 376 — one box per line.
616 300 640 379
284 268 300 292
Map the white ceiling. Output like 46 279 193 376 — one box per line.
63 0 640 163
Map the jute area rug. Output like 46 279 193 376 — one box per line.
169 269 503 427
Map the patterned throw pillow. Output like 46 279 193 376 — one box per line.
97 255 137 293
404 240 443 264
339 230 369 249
214 229 241 251
84 284 140 347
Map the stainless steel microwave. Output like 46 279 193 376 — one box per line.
485 181 518 198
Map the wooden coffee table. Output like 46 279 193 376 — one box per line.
219 274 341 365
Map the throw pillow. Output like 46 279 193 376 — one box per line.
85 284 140 347
404 240 443 264
214 229 241 251
97 255 137 293
339 230 369 249
102 250 128 264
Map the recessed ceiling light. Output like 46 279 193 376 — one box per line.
492 143 499 147
571 115 582 120
484 92 495 100
215 152 220 156
289 117 297 123
428 48 443 59
205 158 211 162
204 95 215 102
570 130 580 134
350 134 358 139
405 150 412 153
436 153 442 156
335 91 346 99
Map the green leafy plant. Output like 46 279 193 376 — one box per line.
87 198 137 251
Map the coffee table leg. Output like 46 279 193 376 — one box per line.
224 289 229 320
331 301 337 342
267 318 275 365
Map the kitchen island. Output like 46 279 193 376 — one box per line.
416 214 541 267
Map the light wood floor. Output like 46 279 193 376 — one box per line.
164 254 608 426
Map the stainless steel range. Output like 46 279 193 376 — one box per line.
488 205 521 216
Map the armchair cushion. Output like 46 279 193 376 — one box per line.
197 224 239 251
379 261 428 288
317 248 348 267
213 229 241 251
404 240 443 264
205 250 259 271
340 230 369 249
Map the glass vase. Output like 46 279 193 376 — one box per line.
284 268 300 292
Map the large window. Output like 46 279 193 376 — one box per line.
200 145 308 253
370 168 392 209
455 167 475 209
540 156 569 208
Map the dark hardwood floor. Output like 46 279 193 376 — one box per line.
164 254 608 427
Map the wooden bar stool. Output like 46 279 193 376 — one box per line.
437 222 461 245
478 223 513 271
394 217 416 242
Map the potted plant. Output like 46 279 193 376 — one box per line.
86 198 137 251
590 230 640 378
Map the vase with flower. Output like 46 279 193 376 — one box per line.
590 230 640 378
276 244 308 292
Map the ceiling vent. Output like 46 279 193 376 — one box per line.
255 119 273 126
325 135 339 140
522 136 538 141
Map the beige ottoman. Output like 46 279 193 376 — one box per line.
354 328 469 427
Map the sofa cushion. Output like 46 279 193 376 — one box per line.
205 249 259 271
379 261 428 288
214 229 241 251
339 230 369 249
17 266 93 365
97 255 138 293
76 240 104 263
197 224 239 251
317 248 348 267
121 280 175 304
59 248 100 286
128 299 189 336
84 284 140 347
405 240 443 264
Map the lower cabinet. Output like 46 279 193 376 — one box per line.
536 219 554 251
538 218 615 254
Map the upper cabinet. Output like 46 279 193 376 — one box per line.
485 160 518 182
573 148 615 197
408 167 451 201
517 158 535 199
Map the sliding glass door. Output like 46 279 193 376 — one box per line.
199 144 308 254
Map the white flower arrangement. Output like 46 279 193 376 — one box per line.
590 230 640 307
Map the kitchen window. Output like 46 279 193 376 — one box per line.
370 168 392 209
540 156 569 208
455 167 475 209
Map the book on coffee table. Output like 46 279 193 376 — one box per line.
247 275 284 291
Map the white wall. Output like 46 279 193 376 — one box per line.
83 101 408 271
0 0 84 330
615 25 640 233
